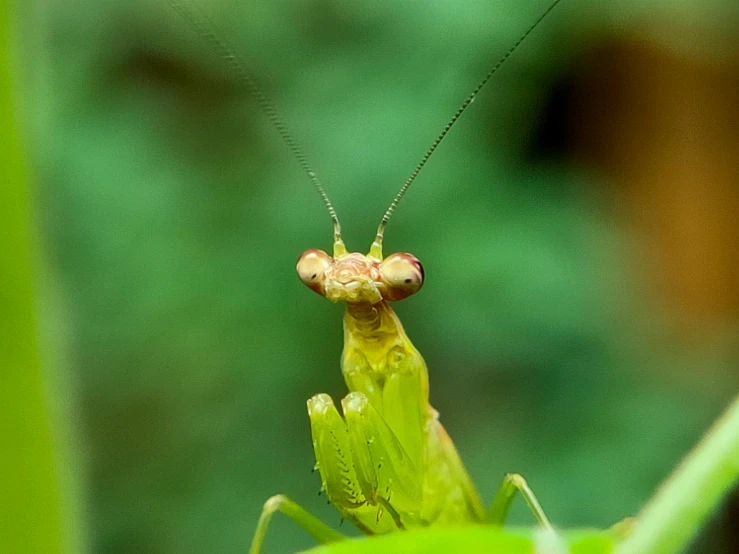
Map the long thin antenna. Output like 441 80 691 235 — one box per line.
369 0 564 259
167 0 346 254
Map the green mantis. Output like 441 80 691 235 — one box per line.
166 1 739 553
167 0 564 549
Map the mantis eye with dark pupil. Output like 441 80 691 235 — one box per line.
380 252 424 301
297 249 332 294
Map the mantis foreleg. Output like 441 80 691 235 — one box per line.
248 494 345 554
486 473 553 529
308 392 424 533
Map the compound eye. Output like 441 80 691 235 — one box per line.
380 252 424 301
297 249 332 294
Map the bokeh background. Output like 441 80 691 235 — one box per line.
7 0 739 552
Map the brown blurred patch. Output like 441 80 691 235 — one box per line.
574 34 739 341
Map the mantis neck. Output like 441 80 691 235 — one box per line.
344 301 400 339
342 301 429 406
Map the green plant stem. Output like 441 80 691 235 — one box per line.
613 395 739 554
0 3 68 553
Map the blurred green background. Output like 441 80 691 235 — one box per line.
5 0 739 553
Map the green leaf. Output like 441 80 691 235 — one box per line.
300 526 615 554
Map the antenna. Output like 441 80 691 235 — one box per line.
369 0 564 260
167 0 346 255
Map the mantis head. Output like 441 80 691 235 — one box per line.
296 246 424 305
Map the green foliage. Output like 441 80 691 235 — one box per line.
613 396 739 554
0 4 69 553
303 527 615 554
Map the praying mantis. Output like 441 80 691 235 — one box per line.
167 1 739 553
255 1 560 549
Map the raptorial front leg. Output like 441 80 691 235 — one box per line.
307 393 367 513
486 473 553 530
248 494 345 554
341 391 423 527
308 392 423 534
308 393 389 534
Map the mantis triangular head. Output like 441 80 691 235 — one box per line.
296 248 424 305
296 199 424 304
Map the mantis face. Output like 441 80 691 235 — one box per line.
296 249 424 304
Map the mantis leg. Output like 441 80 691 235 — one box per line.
486 473 553 530
341 391 423 522
248 494 345 554
308 392 423 534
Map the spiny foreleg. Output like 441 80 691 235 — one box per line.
308 392 424 533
